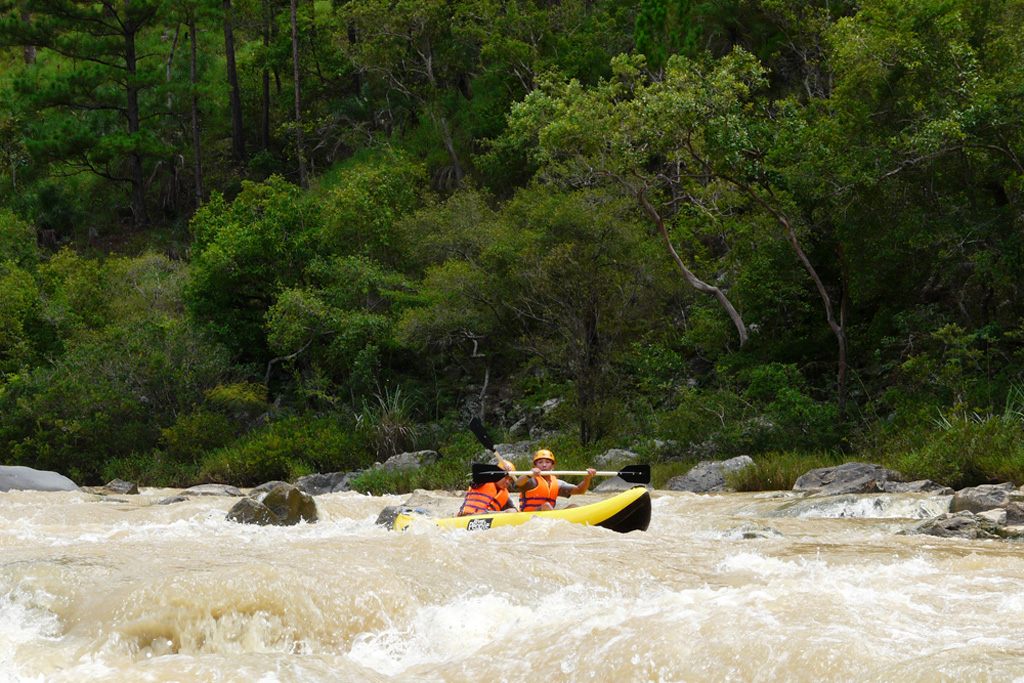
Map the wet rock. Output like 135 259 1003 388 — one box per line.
228 484 318 526
183 484 243 497
226 497 280 525
294 472 358 495
157 495 188 505
882 480 953 495
593 477 652 493
1005 502 1024 525
260 484 318 525
103 479 139 495
0 465 79 492
250 480 291 496
380 450 439 472
793 462 906 496
375 505 402 528
951 483 1017 514
902 511 1019 540
665 456 754 493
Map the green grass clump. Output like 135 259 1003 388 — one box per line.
726 451 845 492
886 413 1024 489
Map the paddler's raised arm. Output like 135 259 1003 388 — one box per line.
569 468 598 495
514 467 540 491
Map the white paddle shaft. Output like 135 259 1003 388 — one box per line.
506 470 611 477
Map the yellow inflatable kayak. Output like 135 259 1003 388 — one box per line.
392 486 651 533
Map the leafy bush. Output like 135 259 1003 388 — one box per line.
741 363 841 453
198 415 369 486
652 387 748 455
890 413 1024 489
161 410 238 463
101 452 201 488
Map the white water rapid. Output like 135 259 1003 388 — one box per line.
3 487 1023 682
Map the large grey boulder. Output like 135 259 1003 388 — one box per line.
103 479 140 495
902 511 1023 540
226 497 279 525
665 456 754 493
295 472 358 495
261 484 318 524
593 476 652 493
951 482 1018 513
0 465 79 492
793 462 905 496
882 480 953 495
183 483 243 497
380 450 439 472
227 483 318 526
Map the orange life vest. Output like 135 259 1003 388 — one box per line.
458 482 511 516
519 474 560 512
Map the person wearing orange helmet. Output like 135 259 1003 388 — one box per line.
514 449 597 512
458 460 518 516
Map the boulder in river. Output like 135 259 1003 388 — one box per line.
0 465 79 492
227 483 318 526
183 484 243 497
295 471 358 495
902 511 1024 540
665 456 754 493
793 462 906 496
103 479 140 495
950 482 1018 514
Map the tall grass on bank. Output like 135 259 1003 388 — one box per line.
726 451 845 492
886 411 1024 489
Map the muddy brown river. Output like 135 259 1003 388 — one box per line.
2 487 1022 682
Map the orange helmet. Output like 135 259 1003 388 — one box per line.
533 449 555 464
499 460 515 472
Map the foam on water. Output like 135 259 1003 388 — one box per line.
5 489 1024 682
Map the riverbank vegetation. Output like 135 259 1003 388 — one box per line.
3 0 1024 493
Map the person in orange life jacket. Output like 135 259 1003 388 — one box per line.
514 449 597 511
458 460 518 516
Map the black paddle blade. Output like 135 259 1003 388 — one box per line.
618 465 651 485
468 416 496 451
471 463 508 484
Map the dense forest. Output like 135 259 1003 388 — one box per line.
1 0 1023 491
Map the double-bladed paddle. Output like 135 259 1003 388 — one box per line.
468 416 497 452
471 462 651 485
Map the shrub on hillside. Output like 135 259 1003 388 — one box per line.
892 414 1024 489
199 415 369 486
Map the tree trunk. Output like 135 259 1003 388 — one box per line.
435 108 464 186
637 191 749 346
189 18 204 208
223 0 246 163
261 0 272 151
124 21 147 225
290 0 308 188
20 5 35 64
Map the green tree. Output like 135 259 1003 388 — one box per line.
185 175 317 364
400 185 668 443
0 0 175 225
339 0 477 186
